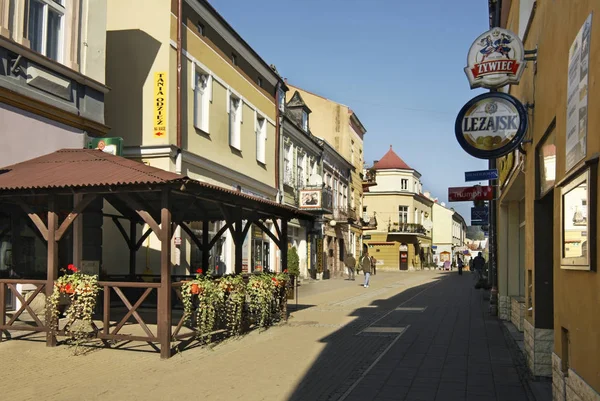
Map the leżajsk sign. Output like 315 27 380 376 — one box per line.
464 28 525 89
455 92 528 160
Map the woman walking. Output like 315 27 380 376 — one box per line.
360 250 372 288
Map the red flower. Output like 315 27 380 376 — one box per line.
67 264 78 272
271 277 277 282
190 283 200 295
283 269 288 273
64 283 74 294
196 268 203 275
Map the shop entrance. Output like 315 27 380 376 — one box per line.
251 226 271 273
399 244 408 270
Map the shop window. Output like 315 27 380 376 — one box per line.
28 0 65 62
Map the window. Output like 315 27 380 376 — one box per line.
255 113 266 164
343 185 348 209
296 153 305 188
257 77 263 88
333 179 338 208
399 206 408 223
414 208 418 224
350 140 355 164
351 188 355 209
228 93 242 150
283 145 292 185
302 111 308 131
28 0 65 62
362 206 368 221
193 69 211 133
231 53 238 66
278 88 286 112
197 22 205 35
401 179 408 190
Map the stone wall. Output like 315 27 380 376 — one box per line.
524 320 552 377
553 353 600 401
511 296 526 332
499 294 511 321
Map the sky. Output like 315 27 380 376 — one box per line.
213 0 491 223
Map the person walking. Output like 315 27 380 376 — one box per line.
472 252 486 281
344 253 356 281
360 250 372 288
457 256 464 275
370 255 377 275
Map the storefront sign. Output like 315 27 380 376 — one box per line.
465 169 498 182
464 28 525 89
455 92 528 159
448 186 493 202
299 189 322 209
471 207 489 224
153 72 167 138
566 13 593 172
316 238 324 272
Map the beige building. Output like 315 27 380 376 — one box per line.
363 146 433 270
105 0 285 276
286 84 366 258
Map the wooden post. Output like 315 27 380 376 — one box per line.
280 219 288 272
129 220 137 278
46 196 58 347
158 189 172 359
0 281 5 342
202 220 209 271
234 219 243 274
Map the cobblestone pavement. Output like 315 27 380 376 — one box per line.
0 271 531 401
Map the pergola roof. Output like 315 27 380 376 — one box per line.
0 149 312 222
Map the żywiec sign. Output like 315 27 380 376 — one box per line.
455 92 528 159
448 186 493 202
464 28 525 89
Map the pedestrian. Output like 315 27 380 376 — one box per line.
344 253 356 281
370 255 377 275
360 250 372 288
472 252 486 281
457 256 464 275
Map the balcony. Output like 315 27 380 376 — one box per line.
361 213 378 230
347 207 358 222
388 222 427 235
333 207 348 221
362 168 377 191
298 187 333 214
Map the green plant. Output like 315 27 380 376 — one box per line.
287 247 300 277
181 268 223 344
47 264 100 350
218 274 246 336
247 274 276 328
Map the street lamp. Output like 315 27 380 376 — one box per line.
329 220 337 227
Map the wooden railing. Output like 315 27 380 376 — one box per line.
0 279 48 342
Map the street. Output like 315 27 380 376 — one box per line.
1 271 531 401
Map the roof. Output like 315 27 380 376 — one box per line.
372 146 412 170
287 91 311 112
0 148 184 190
0 149 311 221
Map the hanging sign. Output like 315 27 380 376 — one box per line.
455 92 528 159
153 72 167 138
448 186 493 202
464 28 525 89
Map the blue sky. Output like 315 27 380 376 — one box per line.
213 0 491 223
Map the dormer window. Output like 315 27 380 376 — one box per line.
302 111 308 131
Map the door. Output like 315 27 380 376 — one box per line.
399 251 408 270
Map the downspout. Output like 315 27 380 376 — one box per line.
275 83 282 203
176 0 183 152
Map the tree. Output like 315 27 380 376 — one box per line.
466 225 485 240
287 246 300 277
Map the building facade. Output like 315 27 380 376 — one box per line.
363 146 433 270
105 0 285 276
493 1 600 399
0 0 108 309
286 84 366 258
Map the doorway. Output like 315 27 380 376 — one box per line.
399 244 408 270
534 190 554 328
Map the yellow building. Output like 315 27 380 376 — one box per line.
286 84 367 258
363 147 433 270
105 0 285 276
493 1 600 399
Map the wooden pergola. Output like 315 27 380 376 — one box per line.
0 149 312 358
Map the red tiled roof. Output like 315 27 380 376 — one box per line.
372 145 412 170
0 148 184 190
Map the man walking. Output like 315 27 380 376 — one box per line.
344 252 356 281
457 256 464 275
472 252 486 281
360 249 372 288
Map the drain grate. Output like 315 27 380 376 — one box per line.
395 306 427 312
358 326 408 336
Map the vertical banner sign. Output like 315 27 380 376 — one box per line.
566 13 592 172
316 238 323 272
154 72 167 138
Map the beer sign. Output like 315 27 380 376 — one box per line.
465 28 525 89
455 92 528 159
